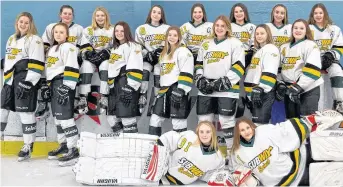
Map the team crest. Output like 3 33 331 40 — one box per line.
202 41 209 50
88 28 94 36
139 27 146 35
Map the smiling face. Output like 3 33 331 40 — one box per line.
313 7 324 24
95 10 106 26
192 7 204 23
239 122 254 141
234 6 245 23
273 6 286 24
198 124 212 145
17 16 30 35
255 27 268 45
293 21 306 41
53 25 68 44
60 8 73 25
150 6 162 23
214 19 228 38
115 25 125 43
167 29 179 46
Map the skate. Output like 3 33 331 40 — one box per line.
58 147 80 167
74 96 88 115
35 101 50 121
18 143 33 162
48 142 68 160
111 122 123 133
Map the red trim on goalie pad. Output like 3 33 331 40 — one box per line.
146 145 158 181
234 169 252 186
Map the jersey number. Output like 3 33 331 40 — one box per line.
178 138 192 152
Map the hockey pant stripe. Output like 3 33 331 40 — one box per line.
277 149 301 186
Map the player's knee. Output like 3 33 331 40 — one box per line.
60 118 76 129
219 115 235 129
198 114 214 122
18 112 36 124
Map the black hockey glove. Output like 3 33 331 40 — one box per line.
245 48 255 68
195 74 213 95
88 49 111 67
171 88 185 109
287 83 304 104
16 81 33 100
276 81 288 101
56 84 72 105
251 86 264 108
212 76 232 92
321 51 336 70
120 84 135 107
152 47 163 65
40 82 51 102
84 50 96 61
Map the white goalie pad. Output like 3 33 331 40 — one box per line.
77 132 159 158
310 129 343 161
140 144 169 182
74 156 158 186
310 162 343 187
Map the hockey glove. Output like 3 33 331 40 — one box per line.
245 48 255 68
276 81 288 101
83 50 96 61
321 51 336 70
120 84 135 107
88 49 110 67
288 83 304 104
251 86 264 108
152 47 163 65
195 74 213 95
171 88 185 109
56 84 72 105
16 81 33 100
145 51 154 65
138 92 148 114
40 82 51 102
212 76 232 92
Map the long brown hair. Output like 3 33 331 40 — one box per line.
145 5 167 25
14 12 38 40
229 3 251 23
289 19 313 44
254 24 274 49
231 117 257 154
270 4 288 25
91 7 111 30
194 121 219 151
59 5 74 21
191 3 207 23
51 22 69 52
212 15 232 38
308 3 333 29
112 21 136 49
160 26 182 60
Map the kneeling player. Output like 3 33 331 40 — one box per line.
148 26 194 136
45 23 80 166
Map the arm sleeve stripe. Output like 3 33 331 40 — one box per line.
28 60 45 73
229 84 240 93
64 66 79 73
231 61 245 78
260 75 277 87
332 45 343 56
127 71 143 82
178 72 193 87
302 67 321 80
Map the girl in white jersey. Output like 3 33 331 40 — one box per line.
36 5 83 120
244 24 280 126
76 7 113 115
195 15 245 150
135 5 170 115
148 26 194 136
0 12 44 162
229 3 256 67
308 3 343 114
230 110 342 186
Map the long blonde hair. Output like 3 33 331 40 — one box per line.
308 3 333 29
193 121 218 151
270 4 288 25
91 7 111 30
160 26 182 60
231 117 257 154
254 24 274 49
289 19 313 43
14 12 38 39
212 15 232 39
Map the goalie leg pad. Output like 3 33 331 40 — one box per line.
141 144 169 182
310 162 343 187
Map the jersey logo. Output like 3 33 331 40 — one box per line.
202 41 209 50
247 146 273 173
232 31 250 43
281 56 301 70
90 36 112 48
144 34 165 47
46 56 59 67
139 27 146 35
281 47 286 57
161 62 175 75
87 28 94 36
70 48 75 52
36 40 41 44
178 157 204 177
109 53 122 64
204 51 229 64
186 34 208 46
249 57 260 69
273 36 289 47
314 39 332 51
6 48 22 60
67 36 77 43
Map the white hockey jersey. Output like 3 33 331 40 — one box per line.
135 24 170 53
231 118 309 186
42 22 83 48
180 22 213 54
154 47 194 96
106 42 143 91
45 43 79 90
280 39 323 92
4 34 45 86
266 23 292 49
159 130 225 185
231 22 256 50
244 44 280 97
79 26 114 53
310 24 343 60
196 37 245 98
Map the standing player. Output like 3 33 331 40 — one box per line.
308 3 343 114
0 12 44 161
229 3 256 67
76 7 113 115
45 23 80 166
180 3 213 62
266 4 292 124
36 5 83 120
244 24 280 126
148 26 194 136
104 21 143 133
277 19 323 118
195 15 245 150
135 5 169 114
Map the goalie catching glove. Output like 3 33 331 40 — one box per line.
303 109 343 131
